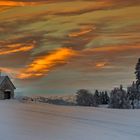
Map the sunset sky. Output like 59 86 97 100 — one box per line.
0 0 140 95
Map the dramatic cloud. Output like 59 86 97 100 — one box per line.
0 43 34 55
0 0 140 94
17 48 76 79
0 1 39 6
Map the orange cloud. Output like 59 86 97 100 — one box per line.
95 62 108 68
0 67 18 78
17 48 76 79
86 45 140 53
68 28 93 37
0 67 13 73
0 43 34 55
0 1 36 6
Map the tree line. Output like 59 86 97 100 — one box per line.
76 89 109 107
76 58 140 109
76 85 140 109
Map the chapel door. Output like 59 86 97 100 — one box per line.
4 91 11 99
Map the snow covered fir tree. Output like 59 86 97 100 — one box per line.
127 58 140 109
109 85 130 109
135 58 140 90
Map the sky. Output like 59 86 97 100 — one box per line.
0 0 140 95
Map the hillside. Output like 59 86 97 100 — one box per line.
0 100 140 140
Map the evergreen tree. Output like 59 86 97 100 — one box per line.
99 91 109 104
100 92 104 104
104 91 110 104
94 90 100 105
135 58 140 89
109 85 130 109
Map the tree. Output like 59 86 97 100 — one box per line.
135 58 140 89
109 85 130 109
94 90 100 105
127 81 140 109
103 91 109 104
76 89 97 106
98 91 110 105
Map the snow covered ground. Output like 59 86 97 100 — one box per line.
0 100 140 140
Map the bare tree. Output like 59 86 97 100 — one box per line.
76 89 97 106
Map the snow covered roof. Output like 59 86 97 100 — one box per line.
0 76 16 89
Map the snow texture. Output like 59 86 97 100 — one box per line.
0 100 140 140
